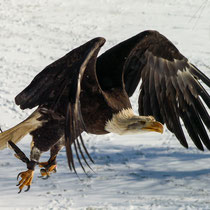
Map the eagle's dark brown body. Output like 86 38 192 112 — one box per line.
0 30 209 193
31 64 132 152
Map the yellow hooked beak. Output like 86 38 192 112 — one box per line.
142 121 164 134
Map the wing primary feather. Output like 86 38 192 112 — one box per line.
78 101 87 132
189 63 210 87
153 70 164 123
73 92 94 172
139 55 196 148
157 75 173 131
73 103 94 174
79 134 95 164
141 64 152 115
164 96 188 148
69 105 77 173
186 104 210 150
175 75 206 149
72 104 87 174
179 109 204 151
65 104 73 171
195 82 210 108
65 104 77 173
73 114 87 174
138 88 144 114
192 97 210 129
149 58 163 123
77 135 94 172
187 102 210 149
182 87 210 150
158 74 169 125
73 137 86 174
184 70 210 108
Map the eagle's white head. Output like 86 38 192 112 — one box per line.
105 108 163 135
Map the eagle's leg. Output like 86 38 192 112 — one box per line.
39 137 64 178
16 144 42 193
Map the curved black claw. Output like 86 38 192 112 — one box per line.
42 176 50 180
16 170 34 193
25 185 30 192
17 172 22 180
40 168 50 179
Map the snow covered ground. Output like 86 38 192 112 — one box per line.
0 0 210 209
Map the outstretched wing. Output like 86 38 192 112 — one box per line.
99 30 210 150
15 38 105 110
65 38 105 173
15 37 106 172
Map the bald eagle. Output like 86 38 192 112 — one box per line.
0 30 209 193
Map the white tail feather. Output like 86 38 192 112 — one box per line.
0 110 43 150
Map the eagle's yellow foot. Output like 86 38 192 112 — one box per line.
39 156 57 179
40 165 57 178
17 169 34 193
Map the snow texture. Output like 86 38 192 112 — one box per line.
0 0 210 209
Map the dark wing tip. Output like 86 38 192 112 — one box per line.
88 37 106 51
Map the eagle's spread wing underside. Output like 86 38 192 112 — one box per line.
124 31 210 150
137 52 210 150
98 30 210 150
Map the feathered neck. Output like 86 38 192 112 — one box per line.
105 108 140 135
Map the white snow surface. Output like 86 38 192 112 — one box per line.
0 0 210 209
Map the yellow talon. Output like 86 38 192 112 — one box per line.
48 165 57 173
40 165 57 177
17 169 34 193
39 156 57 178
40 169 48 177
